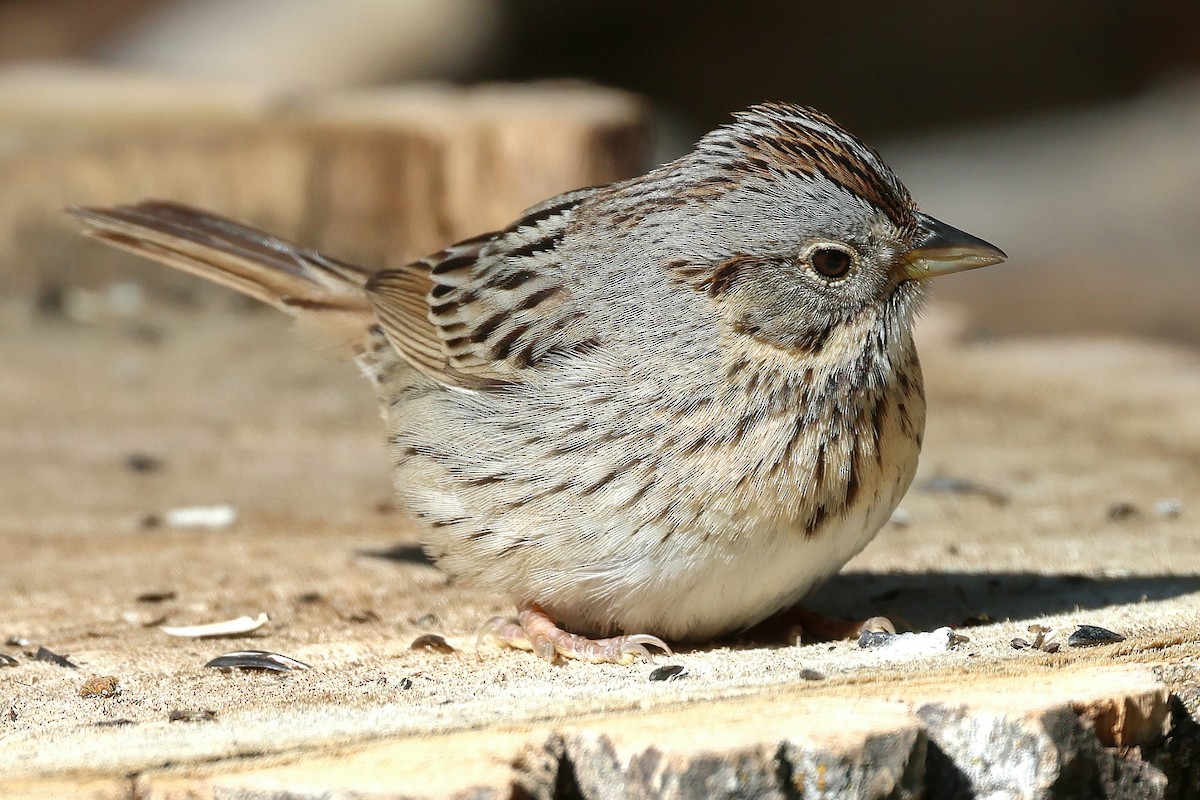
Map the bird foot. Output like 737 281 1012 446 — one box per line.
481 602 672 664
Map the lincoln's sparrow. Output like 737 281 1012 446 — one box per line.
69 103 1004 663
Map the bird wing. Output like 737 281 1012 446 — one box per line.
367 188 600 389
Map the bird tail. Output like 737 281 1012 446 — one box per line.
67 200 375 351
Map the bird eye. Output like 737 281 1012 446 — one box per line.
810 247 853 280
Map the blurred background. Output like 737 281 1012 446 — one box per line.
1 0 1198 340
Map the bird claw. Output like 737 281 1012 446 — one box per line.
859 616 897 635
481 602 674 664
476 615 526 654
622 634 673 659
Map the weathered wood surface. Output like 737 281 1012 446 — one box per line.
0 65 647 294
2 67 1199 800
1 307 1198 798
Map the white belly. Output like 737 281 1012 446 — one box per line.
558 474 907 641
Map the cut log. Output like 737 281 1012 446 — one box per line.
0 65 647 295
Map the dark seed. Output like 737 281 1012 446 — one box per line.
139 513 162 529
125 453 163 473
410 634 454 654
858 630 896 649
35 646 78 669
649 664 686 682
798 669 825 681
0 654 17 667
347 610 382 624
136 591 176 604
204 650 311 672
35 281 65 317
1107 502 1139 520
169 709 217 722
1067 625 1126 647
399 677 414 690
1042 642 1062 653
1010 638 1031 650
296 591 325 604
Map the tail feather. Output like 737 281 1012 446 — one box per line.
67 201 376 355
66 200 373 314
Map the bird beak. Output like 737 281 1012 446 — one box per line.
902 212 1007 280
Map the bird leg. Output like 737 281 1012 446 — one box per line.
485 602 672 664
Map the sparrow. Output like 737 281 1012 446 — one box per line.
69 103 1005 663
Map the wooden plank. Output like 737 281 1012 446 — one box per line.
0 65 647 294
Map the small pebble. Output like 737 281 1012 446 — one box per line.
399 677 414 690
410 634 455 654
6 636 30 647
106 282 145 316
798 668 825 681
1067 625 1126 648
1011 638 1031 650
164 505 237 529
648 664 687 682
1155 499 1182 519
859 627 958 658
79 675 121 698
0 654 18 667
858 630 896 649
